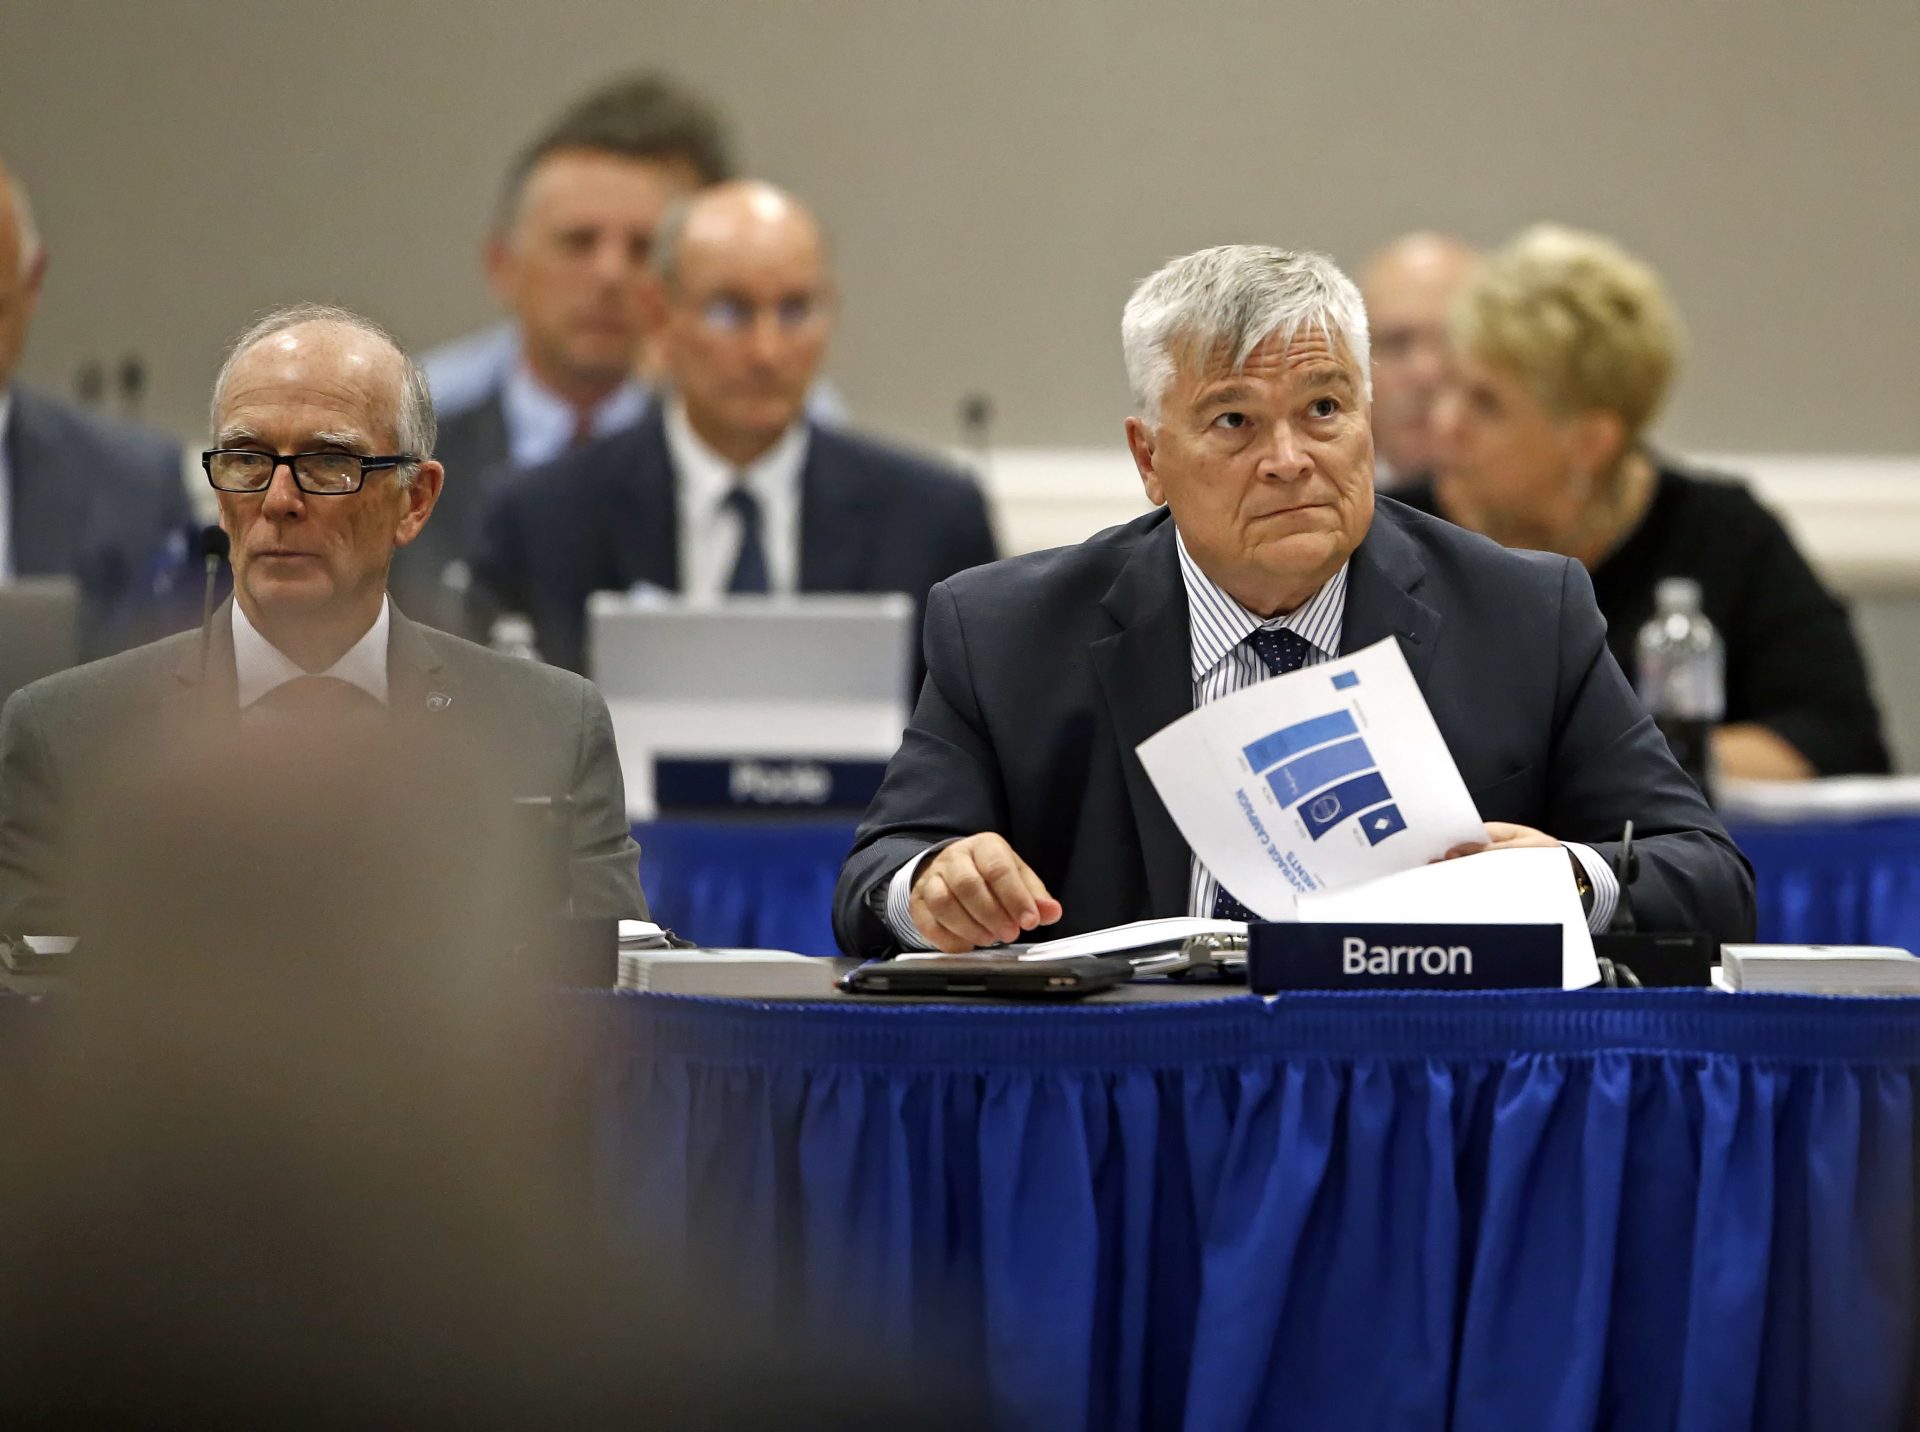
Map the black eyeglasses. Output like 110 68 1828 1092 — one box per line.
201 449 417 496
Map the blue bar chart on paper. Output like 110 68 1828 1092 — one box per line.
1244 714 1408 846
1138 638 1488 915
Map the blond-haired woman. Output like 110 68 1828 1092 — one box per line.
1395 225 1887 780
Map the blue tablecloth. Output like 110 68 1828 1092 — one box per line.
635 819 853 955
638 816 1920 956
1727 815 1920 950
592 988 1920 1429
5 987 1916 1426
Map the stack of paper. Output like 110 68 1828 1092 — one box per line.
616 946 833 997
1010 917 1246 962
1718 944 1920 996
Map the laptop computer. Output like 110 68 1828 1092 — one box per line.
586 593 916 818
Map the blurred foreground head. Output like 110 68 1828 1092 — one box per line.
0 728 967 1426
1 729 594 1422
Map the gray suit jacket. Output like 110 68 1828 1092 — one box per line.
0 599 646 934
5 384 193 653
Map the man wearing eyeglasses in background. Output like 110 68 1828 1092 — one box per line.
469 181 998 676
402 73 848 629
1358 233 1479 491
0 304 645 936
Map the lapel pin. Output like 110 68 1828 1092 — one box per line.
426 692 452 712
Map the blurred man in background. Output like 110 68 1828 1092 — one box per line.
0 303 644 935
470 181 997 675
0 156 191 653
402 74 733 618
409 72 847 626
1359 232 1478 489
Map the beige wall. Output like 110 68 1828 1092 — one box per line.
2 0 1916 457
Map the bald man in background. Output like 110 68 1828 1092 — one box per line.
1360 233 1478 488
404 74 846 628
0 158 190 653
470 180 997 675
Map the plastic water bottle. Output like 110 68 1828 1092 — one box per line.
1635 578 1723 800
488 614 542 663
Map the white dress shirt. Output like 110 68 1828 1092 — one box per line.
883 526 1618 948
663 397 809 599
1176 530 1351 917
0 387 14 583
499 362 649 471
232 595 391 708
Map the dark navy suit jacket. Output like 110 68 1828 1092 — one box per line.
468 407 999 675
833 499 1754 956
5 385 191 654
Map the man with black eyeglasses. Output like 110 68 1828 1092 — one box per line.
0 304 645 936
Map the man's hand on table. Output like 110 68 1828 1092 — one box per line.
910 834 1063 953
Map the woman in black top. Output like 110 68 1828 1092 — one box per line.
1400 225 1887 779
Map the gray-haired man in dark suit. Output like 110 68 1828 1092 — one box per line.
834 245 1752 957
0 304 644 935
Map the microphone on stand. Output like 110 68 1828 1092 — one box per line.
195 527 230 689
1607 820 1639 936
118 355 147 421
74 359 104 409
958 392 994 485
1592 818 1715 987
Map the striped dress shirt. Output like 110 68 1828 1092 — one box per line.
1177 530 1348 918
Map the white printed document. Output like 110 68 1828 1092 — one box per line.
1012 917 1245 962
1137 638 1487 919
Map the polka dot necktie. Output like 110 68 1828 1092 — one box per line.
1209 627 1315 921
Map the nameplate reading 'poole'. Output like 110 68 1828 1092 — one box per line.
1248 922 1562 993
653 756 889 813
